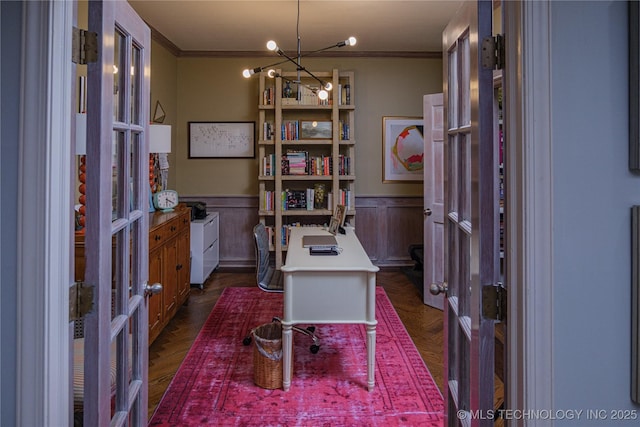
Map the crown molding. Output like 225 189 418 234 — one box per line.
150 28 441 59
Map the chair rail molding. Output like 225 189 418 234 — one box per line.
181 195 423 268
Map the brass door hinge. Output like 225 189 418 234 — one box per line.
482 34 505 70
69 281 94 321
482 282 506 321
72 27 98 64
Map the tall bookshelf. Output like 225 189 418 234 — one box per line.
257 68 356 268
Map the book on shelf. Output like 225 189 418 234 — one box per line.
339 120 350 140
262 190 275 211
263 122 274 141
338 154 351 175
282 189 307 210
306 188 315 211
262 153 276 176
281 120 299 140
262 87 274 105
267 226 275 249
327 189 353 211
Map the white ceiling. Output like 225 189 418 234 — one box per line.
128 0 464 54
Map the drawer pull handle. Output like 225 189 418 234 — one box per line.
170 226 177 232
154 235 161 241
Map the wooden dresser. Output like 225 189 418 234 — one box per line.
74 204 191 345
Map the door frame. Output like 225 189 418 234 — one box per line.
503 0 554 418
12 1 554 425
16 1 74 426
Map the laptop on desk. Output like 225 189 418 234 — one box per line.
302 235 338 248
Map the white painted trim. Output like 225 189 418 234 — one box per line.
17 2 73 426
503 1 554 425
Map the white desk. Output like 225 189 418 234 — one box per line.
281 227 379 391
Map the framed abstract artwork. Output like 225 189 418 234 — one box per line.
382 117 424 182
631 1 640 171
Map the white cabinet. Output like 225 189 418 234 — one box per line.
190 212 219 287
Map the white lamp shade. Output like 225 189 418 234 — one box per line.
149 124 171 153
75 113 87 155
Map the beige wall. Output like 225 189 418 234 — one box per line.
150 40 179 189
150 46 443 198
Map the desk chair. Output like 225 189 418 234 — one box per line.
243 223 320 353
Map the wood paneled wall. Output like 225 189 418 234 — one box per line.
181 196 423 268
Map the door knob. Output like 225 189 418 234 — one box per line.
429 282 448 296
424 208 432 217
144 282 163 297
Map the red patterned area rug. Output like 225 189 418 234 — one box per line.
150 287 444 426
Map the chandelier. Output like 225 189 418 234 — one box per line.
242 0 356 101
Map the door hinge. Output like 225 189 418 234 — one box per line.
72 27 98 65
482 34 505 70
482 282 506 321
69 281 94 321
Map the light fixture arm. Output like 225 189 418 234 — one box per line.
272 48 328 89
242 0 355 99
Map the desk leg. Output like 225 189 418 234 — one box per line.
367 323 376 391
282 322 293 391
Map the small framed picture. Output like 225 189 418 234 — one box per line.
328 204 347 234
333 204 346 226
300 120 332 139
328 217 341 235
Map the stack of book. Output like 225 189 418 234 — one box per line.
282 151 308 175
282 189 307 210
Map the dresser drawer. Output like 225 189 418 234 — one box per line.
149 226 167 251
203 213 219 247
203 240 220 274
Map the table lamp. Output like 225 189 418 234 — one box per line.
149 124 171 193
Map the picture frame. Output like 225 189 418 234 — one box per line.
300 120 332 139
328 204 346 235
382 116 424 182
153 101 166 123
632 206 640 403
188 121 255 158
328 217 341 235
630 1 640 171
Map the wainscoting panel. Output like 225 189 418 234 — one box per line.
181 195 423 268
182 196 259 269
355 197 424 267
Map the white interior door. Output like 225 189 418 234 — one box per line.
83 1 151 425
439 1 499 425
423 93 445 309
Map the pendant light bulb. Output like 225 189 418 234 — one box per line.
266 40 278 51
318 89 329 101
242 69 252 78
324 82 333 91
347 36 357 46
267 69 276 78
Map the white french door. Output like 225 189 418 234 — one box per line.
440 1 499 425
82 1 151 425
423 92 445 310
